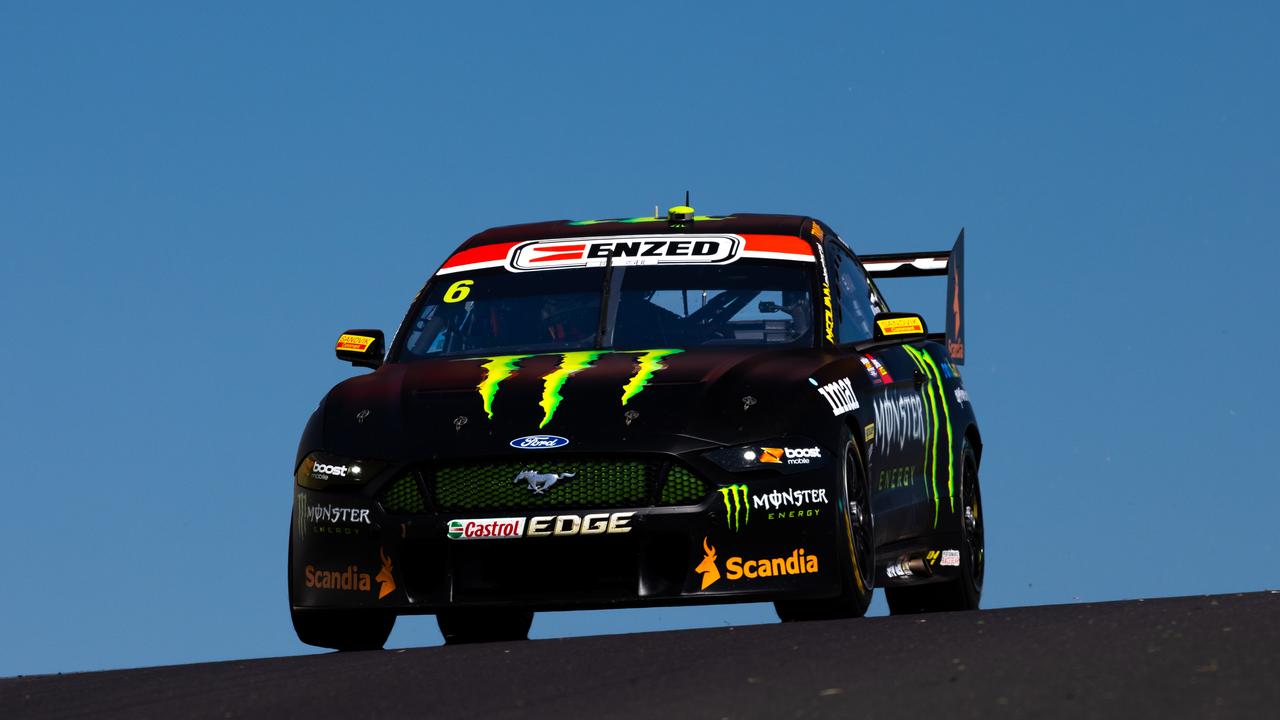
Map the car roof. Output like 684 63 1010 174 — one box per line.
455 212 817 252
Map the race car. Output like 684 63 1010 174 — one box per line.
290 206 984 649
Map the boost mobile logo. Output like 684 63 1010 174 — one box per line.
718 484 749 531
469 349 683 428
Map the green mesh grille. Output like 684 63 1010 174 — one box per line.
381 474 426 514
660 464 707 506
434 460 652 511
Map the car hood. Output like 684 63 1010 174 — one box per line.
319 346 831 460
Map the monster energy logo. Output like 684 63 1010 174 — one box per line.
467 349 683 428
719 484 750 531
902 346 955 528
295 493 307 539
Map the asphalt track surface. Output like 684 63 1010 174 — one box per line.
3 592 1277 720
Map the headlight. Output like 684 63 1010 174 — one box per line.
703 439 828 473
296 452 384 490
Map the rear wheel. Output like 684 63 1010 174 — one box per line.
775 435 875 621
436 609 534 644
885 437 984 614
291 608 395 651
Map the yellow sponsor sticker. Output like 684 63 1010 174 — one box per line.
876 316 924 336
336 334 376 352
864 423 875 443
810 221 824 241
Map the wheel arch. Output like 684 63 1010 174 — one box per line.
964 423 983 467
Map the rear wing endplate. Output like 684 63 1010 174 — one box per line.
860 229 966 364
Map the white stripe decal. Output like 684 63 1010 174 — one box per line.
740 250 816 262
863 257 949 272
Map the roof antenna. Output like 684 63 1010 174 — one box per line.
668 190 695 227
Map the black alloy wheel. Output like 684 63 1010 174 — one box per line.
775 434 875 621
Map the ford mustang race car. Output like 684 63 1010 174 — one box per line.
290 206 985 649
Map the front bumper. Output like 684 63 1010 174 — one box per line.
290 456 844 613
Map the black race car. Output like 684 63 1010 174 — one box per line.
290 207 984 648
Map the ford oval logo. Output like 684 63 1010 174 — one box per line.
510 435 570 450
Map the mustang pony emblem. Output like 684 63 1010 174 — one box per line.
514 470 575 495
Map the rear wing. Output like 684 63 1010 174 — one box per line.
859 229 966 364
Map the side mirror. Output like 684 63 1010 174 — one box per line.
873 312 928 340
335 329 385 370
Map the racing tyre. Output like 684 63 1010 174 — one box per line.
774 434 875 621
885 437 984 614
437 609 534 644
291 609 395 651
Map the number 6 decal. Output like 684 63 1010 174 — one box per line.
444 279 473 303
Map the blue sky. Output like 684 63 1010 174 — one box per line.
2 1 1278 676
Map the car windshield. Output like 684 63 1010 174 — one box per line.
398 261 814 359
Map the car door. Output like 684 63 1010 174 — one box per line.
824 238 925 545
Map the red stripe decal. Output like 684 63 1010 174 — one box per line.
439 241 519 270
533 244 585 253
530 251 585 263
742 234 813 256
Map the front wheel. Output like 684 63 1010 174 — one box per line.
436 608 534 644
885 436 984 614
775 435 875 621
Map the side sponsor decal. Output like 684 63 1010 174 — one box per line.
815 377 859 416
876 316 924 336
757 446 822 466
335 334 375 352
695 537 820 590
304 547 396 600
695 538 721 590
877 465 915 491
435 234 816 275
902 345 956 528
718 485 750 531
941 549 961 567
812 242 835 344
467 349 683 427
859 355 881 384
873 388 926 455
954 387 970 405
717 484 829 530
866 354 894 383
447 517 526 540
445 512 636 539
508 235 741 271
295 494 372 538
525 511 635 537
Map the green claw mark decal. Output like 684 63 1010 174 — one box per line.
904 346 956 526
718 484 750 531
477 355 532 419
539 351 604 428
621 349 683 406
463 349 682 427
